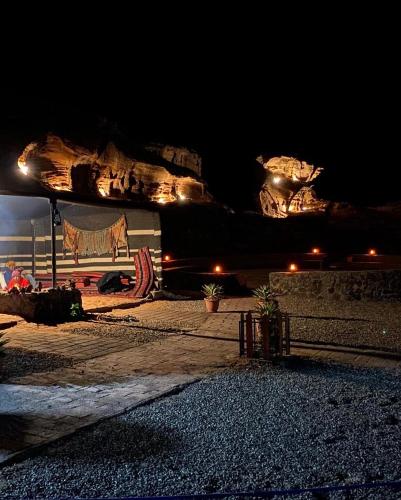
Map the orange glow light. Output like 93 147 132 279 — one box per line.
369 248 377 256
214 265 222 273
312 247 320 254
289 263 298 272
164 255 171 262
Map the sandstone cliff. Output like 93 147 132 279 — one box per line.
17 134 212 204
257 155 328 218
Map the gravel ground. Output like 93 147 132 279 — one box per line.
278 296 401 353
63 322 169 343
110 299 207 331
1 361 401 499
0 348 74 382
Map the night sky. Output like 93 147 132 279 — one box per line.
1 11 398 211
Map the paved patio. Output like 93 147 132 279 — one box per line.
1 296 401 466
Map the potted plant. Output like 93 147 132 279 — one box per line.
202 283 224 313
253 284 275 305
256 298 281 356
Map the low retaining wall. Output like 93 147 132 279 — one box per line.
0 289 82 323
269 270 401 301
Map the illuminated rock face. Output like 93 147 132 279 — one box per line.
18 134 212 204
144 143 202 176
257 155 328 218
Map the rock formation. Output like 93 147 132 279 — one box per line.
17 134 212 204
144 143 202 176
257 155 328 218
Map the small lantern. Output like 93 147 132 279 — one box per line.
164 254 171 262
368 248 377 256
214 265 222 273
312 247 320 254
289 263 298 272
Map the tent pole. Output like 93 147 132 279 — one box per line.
30 219 36 278
49 198 57 289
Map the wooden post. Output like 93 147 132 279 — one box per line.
261 315 270 360
285 314 290 355
49 198 58 289
245 311 253 358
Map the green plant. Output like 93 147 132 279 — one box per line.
256 299 279 318
253 285 275 303
70 302 84 320
201 283 224 300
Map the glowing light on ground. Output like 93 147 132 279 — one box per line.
178 193 187 201
272 176 281 185
312 248 320 254
214 265 222 273
157 198 167 204
369 248 377 256
289 263 298 272
98 187 107 197
164 255 171 262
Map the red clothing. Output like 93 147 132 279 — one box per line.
7 277 30 291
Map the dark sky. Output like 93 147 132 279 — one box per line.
1 9 398 210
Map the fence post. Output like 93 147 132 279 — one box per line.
239 312 245 356
261 315 270 360
245 311 253 358
285 314 290 355
277 311 283 356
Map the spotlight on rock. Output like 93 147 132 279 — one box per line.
18 161 29 175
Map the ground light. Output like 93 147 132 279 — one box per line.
289 263 298 272
312 247 320 254
272 176 281 185
369 248 377 256
164 255 171 262
214 265 222 273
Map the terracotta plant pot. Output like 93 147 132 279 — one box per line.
204 298 220 313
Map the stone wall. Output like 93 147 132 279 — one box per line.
269 270 401 301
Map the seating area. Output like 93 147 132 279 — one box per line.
4 247 157 300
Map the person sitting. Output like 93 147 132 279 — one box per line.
0 260 16 291
7 270 32 292
16 267 36 289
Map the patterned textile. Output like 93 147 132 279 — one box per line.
63 215 129 264
131 247 155 298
